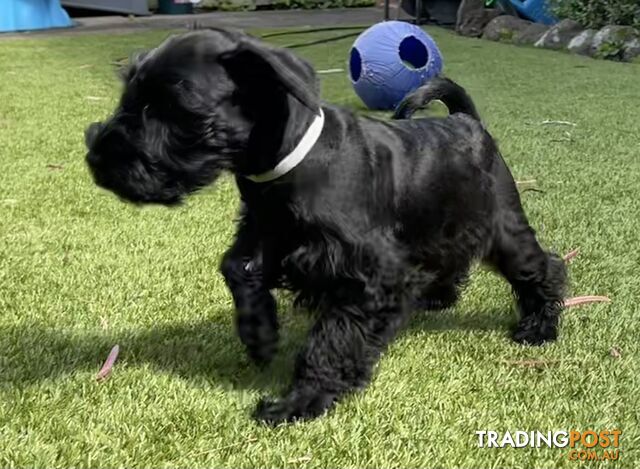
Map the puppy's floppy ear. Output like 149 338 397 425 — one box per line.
118 51 149 82
218 40 319 111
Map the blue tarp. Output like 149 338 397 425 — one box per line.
508 0 557 25
0 0 73 33
61 1 150 16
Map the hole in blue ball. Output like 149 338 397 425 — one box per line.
349 47 362 82
399 35 429 70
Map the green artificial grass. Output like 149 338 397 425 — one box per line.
0 27 639 468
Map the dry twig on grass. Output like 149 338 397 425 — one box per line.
96 345 120 382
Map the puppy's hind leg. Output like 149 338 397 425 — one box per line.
486 168 567 345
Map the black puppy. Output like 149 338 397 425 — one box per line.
85 28 567 425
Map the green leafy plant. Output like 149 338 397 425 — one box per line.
595 39 626 60
498 28 516 42
198 0 373 11
550 0 640 29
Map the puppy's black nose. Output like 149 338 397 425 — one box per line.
85 122 104 148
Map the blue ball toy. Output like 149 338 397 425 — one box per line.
349 21 443 111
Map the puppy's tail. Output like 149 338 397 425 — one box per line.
392 77 481 121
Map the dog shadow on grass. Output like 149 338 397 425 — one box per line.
1 306 514 392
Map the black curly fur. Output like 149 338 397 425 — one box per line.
85 28 567 425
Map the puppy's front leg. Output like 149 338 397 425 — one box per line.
220 213 278 366
254 287 410 425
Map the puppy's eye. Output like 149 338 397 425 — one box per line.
141 103 172 120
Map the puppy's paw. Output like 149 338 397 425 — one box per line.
512 316 558 346
253 389 337 426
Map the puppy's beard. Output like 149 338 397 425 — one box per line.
119 194 183 206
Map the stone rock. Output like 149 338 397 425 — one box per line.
567 29 597 55
534 19 583 50
456 0 504 37
623 37 640 62
591 25 639 59
456 0 484 29
457 8 503 37
514 23 549 45
482 15 532 43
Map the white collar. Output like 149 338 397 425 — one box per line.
245 109 325 183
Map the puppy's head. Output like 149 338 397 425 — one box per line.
85 28 319 205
